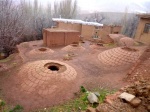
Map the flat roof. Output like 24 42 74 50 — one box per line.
137 14 150 19
52 18 103 27
45 28 80 32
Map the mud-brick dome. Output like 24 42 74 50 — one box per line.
98 47 141 66
17 60 77 95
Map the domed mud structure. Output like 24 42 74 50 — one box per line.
18 60 77 95
28 47 54 55
62 44 85 51
98 47 141 66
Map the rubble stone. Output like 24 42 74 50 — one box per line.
86 107 96 112
130 98 141 107
87 92 98 103
119 92 135 102
96 106 105 112
147 105 150 111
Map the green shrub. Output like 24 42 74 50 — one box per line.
9 105 23 112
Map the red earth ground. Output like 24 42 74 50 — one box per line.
0 40 147 111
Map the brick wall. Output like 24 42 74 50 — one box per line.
58 22 82 32
81 25 95 40
43 29 80 47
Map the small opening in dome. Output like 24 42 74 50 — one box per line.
33 45 37 46
71 42 79 47
48 65 59 71
38 48 47 51
44 62 67 73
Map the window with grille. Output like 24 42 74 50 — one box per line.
143 23 150 33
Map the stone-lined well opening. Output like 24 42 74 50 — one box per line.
38 48 47 52
71 42 79 47
48 65 59 71
44 62 67 73
33 45 37 47
71 44 78 47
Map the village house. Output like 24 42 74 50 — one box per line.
134 14 150 45
43 18 122 47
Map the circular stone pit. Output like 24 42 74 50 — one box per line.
44 62 67 73
98 47 141 66
18 60 77 95
29 40 43 48
27 47 54 56
32 45 37 47
38 47 48 52
71 44 79 47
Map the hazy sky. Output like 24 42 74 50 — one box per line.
29 0 150 13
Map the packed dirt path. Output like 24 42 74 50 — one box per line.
0 40 146 111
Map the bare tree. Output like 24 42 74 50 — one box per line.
0 0 27 54
92 12 105 23
53 0 78 19
46 3 53 27
122 14 138 37
0 0 78 55
121 7 138 37
121 7 128 35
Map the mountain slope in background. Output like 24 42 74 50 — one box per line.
78 0 150 13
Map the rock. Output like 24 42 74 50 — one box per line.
105 98 113 105
120 87 125 91
147 97 150 101
96 105 106 112
94 92 100 97
130 98 141 107
146 85 150 90
63 54 72 60
87 92 98 103
0 99 3 109
147 105 150 111
142 90 149 97
119 92 135 102
86 107 96 112
134 81 140 85
105 91 121 105
126 88 136 95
